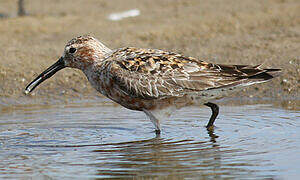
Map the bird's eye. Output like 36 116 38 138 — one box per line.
69 47 77 54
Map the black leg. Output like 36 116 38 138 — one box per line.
204 102 219 129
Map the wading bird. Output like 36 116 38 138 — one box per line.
25 35 281 134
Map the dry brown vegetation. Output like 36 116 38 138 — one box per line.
0 0 299 103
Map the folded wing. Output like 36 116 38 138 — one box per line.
107 47 281 99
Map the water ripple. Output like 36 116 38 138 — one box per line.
0 101 299 179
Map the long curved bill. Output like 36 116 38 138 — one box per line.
24 57 65 94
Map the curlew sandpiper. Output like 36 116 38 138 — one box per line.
25 35 281 134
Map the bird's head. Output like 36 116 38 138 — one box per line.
24 35 111 94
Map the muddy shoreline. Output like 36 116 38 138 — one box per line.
0 0 299 103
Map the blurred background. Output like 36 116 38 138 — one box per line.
0 0 299 101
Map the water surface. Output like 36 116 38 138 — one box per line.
0 99 299 179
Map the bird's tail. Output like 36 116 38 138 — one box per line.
247 68 282 81
212 64 282 88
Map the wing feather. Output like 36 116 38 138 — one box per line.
106 47 281 99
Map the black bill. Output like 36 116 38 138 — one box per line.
24 57 65 94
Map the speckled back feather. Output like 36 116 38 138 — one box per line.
103 47 280 99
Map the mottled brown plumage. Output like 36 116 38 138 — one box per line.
107 47 280 100
25 35 281 134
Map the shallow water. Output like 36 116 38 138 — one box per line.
0 99 299 179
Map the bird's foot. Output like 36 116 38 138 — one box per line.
206 126 219 143
155 129 161 135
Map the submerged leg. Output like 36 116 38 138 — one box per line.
143 110 161 135
204 102 219 129
207 127 219 143
155 129 161 135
